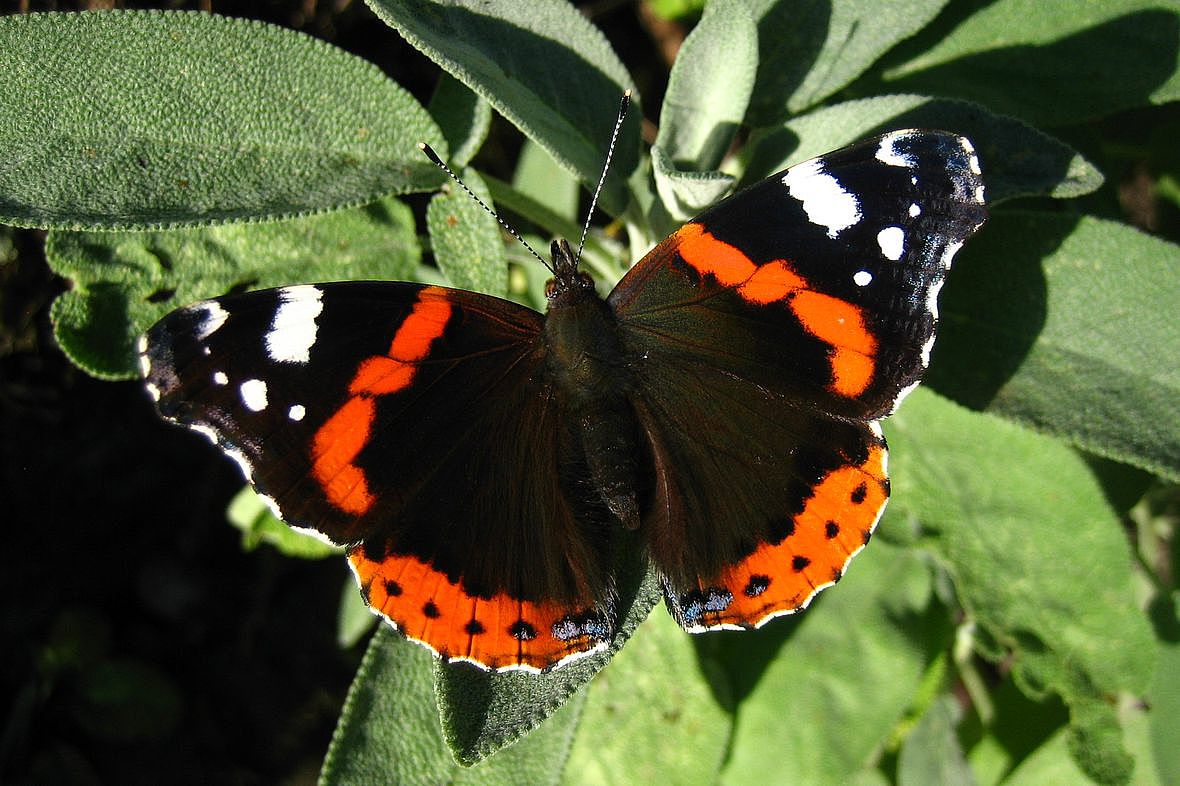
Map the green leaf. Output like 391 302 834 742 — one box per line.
1148 593 1180 785
336 578 378 650
72 659 182 743
647 0 707 21
889 388 1156 784
964 678 1069 786
929 211 1180 482
1002 728 1098 785
744 0 952 125
561 610 733 785
882 2 1180 125
429 72 493 169
483 174 625 286
320 628 584 784
46 197 419 379
0 11 445 230
899 695 975 786
426 167 508 296
433 549 661 765
717 540 950 785
656 0 757 172
365 0 640 216
651 146 735 223
745 96 1103 202
513 139 581 223
226 487 340 560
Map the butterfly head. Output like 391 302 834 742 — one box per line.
545 238 595 305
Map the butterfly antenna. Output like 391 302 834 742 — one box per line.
418 142 553 273
576 89 632 263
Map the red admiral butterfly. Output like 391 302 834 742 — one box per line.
141 128 985 672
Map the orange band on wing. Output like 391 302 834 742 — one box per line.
674 222 876 397
676 222 757 287
679 442 888 631
311 397 376 514
349 548 610 672
311 287 453 515
787 290 877 397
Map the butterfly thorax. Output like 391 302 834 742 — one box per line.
543 239 642 532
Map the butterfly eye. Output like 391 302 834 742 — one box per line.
545 279 557 298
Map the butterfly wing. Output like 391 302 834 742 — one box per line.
142 282 616 671
610 130 986 630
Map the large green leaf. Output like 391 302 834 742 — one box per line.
744 96 1102 202
561 610 733 785
365 0 640 216
0 11 444 230
716 540 950 785
744 0 952 125
47 198 420 379
882 1 1180 125
930 211 1180 481
320 628 584 785
890 389 1156 785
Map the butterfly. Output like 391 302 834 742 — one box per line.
141 128 986 672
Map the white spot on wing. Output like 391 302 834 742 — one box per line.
190 301 228 340
136 335 151 378
894 379 922 411
145 382 160 402
289 522 338 546
917 277 947 369
257 493 282 518
875 131 918 169
877 226 905 261
288 404 306 421
266 285 323 364
909 203 921 218
783 160 861 238
941 239 965 270
189 423 219 445
224 446 255 482
853 270 873 287
960 137 983 175
925 277 946 315
239 378 268 412
213 371 229 386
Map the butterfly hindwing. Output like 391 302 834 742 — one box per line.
610 130 986 629
142 282 618 671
